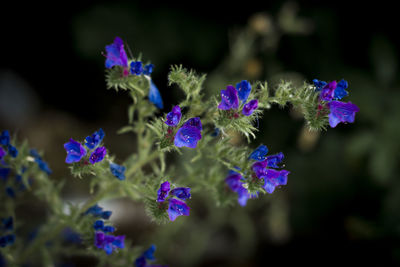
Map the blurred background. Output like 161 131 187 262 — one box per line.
1 1 400 266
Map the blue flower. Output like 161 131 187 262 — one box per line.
85 128 105 150
0 168 10 181
130 61 143 75
110 163 126 180
30 149 52 175
165 106 182 127
174 117 202 148
167 198 190 221
148 80 164 109
218 85 239 110
134 244 165 267
0 234 15 247
84 204 112 219
93 220 105 231
333 79 349 100
249 145 269 161
0 130 10 146
64 139 87 164
143 64 154 75
157 181 170 203
225 172 250 206
313 79 327 92
94 231 125 255
105 37 128 69
89 146 107 164
170 187 191 200
7 145 18 158
242 99 258 116
328 101 360 128
236 80 252 103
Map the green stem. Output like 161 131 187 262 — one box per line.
125 150 160 178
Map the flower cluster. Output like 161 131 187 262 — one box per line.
156 181 191 221
134 244 167 267
0 130 18 159
105 37 163 109
313 79 360 128
225 145 290 206
163 106 203 149
218 80 258 117
0 217 15 248
63 129 107 165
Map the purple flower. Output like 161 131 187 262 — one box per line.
110 163 126 180
94 231 125 255
261 169 290 194
167 198 190 221
328 101 360 128
84 204 112 219
249 144 269 161
313 79 327 91
174 118 202 149
135 244 166 267
149 80 164 109
157 181 170 202
7 145 18 158
319 81 337 101
264 152 284 168
130 61 143 75
64 139 87 164
165 106 182 127
170 187 191 200
89 147 107 164
143 64 154 75
218 85 239 110
333 79 349 100
242 99 258 116
225 173 250 206
0 147 5 160
105 37 128 69
85 128 105 150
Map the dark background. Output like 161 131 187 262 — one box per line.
1 1 400 266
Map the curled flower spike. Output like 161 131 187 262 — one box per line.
89 146 107 164
242 99 258 116
157 181 170 202
85 128 105 149
236 80 252 103
64 139 87 164
165 106 182 127
167 198 190 221
218 85 239 110
249 145 269 161
110 163 126 180
328 101 360 128
105 37 128 69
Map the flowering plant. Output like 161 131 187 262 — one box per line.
0 35 359 266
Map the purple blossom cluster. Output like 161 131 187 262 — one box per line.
105 37 163 109
313 79 360 128
156 181 191 221
225 145 290 206
63 129 107 165
163 106 203 149
218 80 258 117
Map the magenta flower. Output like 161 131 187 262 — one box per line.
105 37 128 69
89 146 107 164
328 101 360 128
64 139 87 164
